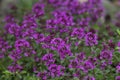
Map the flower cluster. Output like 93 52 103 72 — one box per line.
85 32 98 46
0 0 120 80
0 37 11 58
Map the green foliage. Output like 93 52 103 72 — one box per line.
0 70 40 80
14 0 38 20
117 29 120 35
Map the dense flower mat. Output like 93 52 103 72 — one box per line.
0 0 120 80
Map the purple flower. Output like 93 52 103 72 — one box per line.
20 14 37 38
42 53 55 66
33 3 45 17
118 41 120 46
32 33 45 43
22 14 37 29
52 10 74 26
46 19 58 29
41 35 54 49
58 44 72 59
8 63 23 73
71 28 85 39
48 0 65 7
37 71 47 80
5 23 21 37
0 38 11 59
73 70 80 78
0 52 4 59
90 7 103 22
34 56 41 62
48 64 65 77
24 49 36 57
44 35 54 43
50 38 65 50
9 50 21 61
23 13 35 21
83 60 95 72
15 39 30 50
14 39 36 57
22 18 37 29
116 76 120 80
69 59 79 69
42 43 51 49
108 40 115 49
85 32 98 46
65 0 87 14
0 37 11 52
100 50 113 60
76 52 86 62
83 76 96 80
51 38 65 45
102 42 109 50
100 61 107 69
4 15 15 23
22 29 36 38
116 63 120 73
79 18 90 27
89 28 96 33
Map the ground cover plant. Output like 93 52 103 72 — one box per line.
0 0 120 80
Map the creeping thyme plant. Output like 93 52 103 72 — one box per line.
0 0 120 80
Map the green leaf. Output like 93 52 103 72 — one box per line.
117 29 120 35
3 70 12 74
93 24 99 30
21 71 27 74
73 77 79 80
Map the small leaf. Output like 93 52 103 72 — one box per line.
117 29 120 35
3 70 12 74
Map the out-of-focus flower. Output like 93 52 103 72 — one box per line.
8 63 23 73
100 50 113 60
52 10 74 26
9 50 21 61
32 33 45 43
69 59 79 69
116 63 120 73
15 39 30 50
76 52 86 62
71 28 85 39
85 32 98 46
5 23 21 37
48 64 65 77
83 60 95 72
116 76 120 80
33 3 45 17
42 53 55 66
37 71 47 80
58 44 72 59
83 76 96 80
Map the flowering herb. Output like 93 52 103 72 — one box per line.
0 0 120 80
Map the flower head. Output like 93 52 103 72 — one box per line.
37 71 47 80
85 32 98 46
116 76 120 80
100 50 113 60
33 3 45 17
48 64 65 77
71 28 85 39
42 53 55 66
